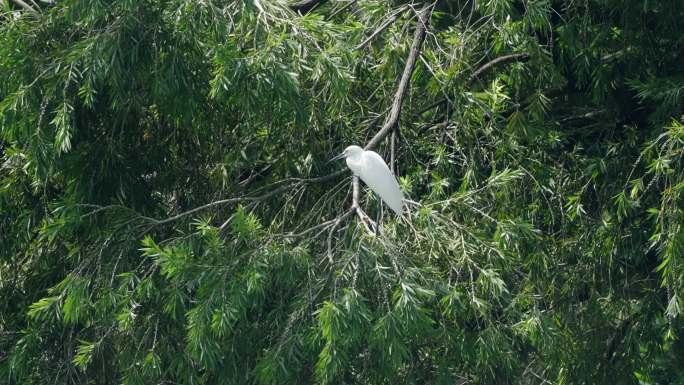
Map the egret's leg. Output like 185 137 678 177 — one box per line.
376 200 383 236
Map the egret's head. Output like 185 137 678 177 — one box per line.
342 145 363 158
331 145 363 161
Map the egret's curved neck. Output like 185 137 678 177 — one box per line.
345 152 364 175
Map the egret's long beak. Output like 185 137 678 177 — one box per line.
329 152 345 162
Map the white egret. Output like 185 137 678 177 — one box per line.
331 145 404 215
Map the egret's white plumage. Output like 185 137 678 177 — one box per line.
336 145 404 215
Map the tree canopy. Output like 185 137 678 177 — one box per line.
1 0 684 384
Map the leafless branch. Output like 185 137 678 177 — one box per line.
365 4 431 151
10 0 39 15
284 215 345 239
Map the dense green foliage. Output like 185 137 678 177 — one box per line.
1 0 684 383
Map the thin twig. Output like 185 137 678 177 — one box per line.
327 209 354 262
465 53 530 87
418 52 530 115
148 171 348 227
355 5 410 50
327 0 356 20
284 214 345 238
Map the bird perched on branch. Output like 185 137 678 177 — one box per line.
331 145 404 215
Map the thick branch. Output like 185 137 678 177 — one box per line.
365 4 431 151
289 0 328 14
10 0 39 14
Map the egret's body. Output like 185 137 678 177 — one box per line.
334 145 404 215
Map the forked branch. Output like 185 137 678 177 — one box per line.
116 3 432 236
284 4 433 245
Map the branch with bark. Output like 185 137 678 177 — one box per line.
10 0 39 15
365 4 431 151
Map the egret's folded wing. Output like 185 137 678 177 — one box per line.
357 151 404 215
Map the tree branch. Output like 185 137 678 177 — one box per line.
10 0 39 15
326 209 352 262
559 109 607 126
287 5 433 250
115 3 431 233
365 4 431 151
289 0 328 14
416 52 531 115
327 0 356 20
284 213 347 239
355 5 410 50
465 53 529 87
351 176 377 233
322 3 434 241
